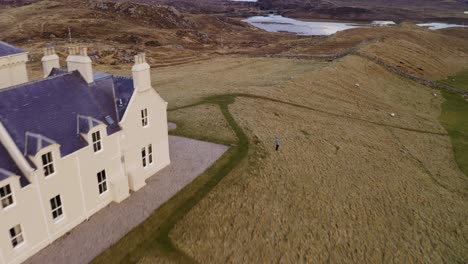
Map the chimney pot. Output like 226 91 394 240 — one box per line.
80 47 88 56
67 46 93 83
134 53 147 65
41 46 60 78
132 52 151 92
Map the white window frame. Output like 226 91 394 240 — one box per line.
0 184 14 209
141 108 148 127
97 170 108 195
148 144 153 165
92 131 102 153
141 147 147 168
9 224 24 248
42 152 55 177
50 195 63 222
142 144 154 168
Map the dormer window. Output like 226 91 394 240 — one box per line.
42 152 55 177
141 108 148 127
92 131 102 153
0 184 14 209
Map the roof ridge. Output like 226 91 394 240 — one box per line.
0 168 15 177
0 40 23 49
0 40 28 57
24 131 57 156
77 114 105 136
113 75 133 80
0 71 78 93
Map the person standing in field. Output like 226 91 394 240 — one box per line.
275 135 280 151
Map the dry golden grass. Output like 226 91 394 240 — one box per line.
168 55 468 263
4 2 468 261
171 97 468 263
19 40 468 264
168 104 237 144
152 57 327 107
358 26 468 80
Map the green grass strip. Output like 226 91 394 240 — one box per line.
441 93 468 176
438 71 468 93
94 81 467 263
438 71 468 177
92 95 248 264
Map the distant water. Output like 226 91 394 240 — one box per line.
372 21 396 26
417 22 468 30
243 15 363 36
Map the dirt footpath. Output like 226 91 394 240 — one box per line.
24 136 229 264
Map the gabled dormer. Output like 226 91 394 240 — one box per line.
24 132 61 179
77 115 108 154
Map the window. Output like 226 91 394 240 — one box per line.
42 152 55 177
148 144 153 165
9 224 24 248
50 195 63 221
141 147 147 168
0 184 13 209
92 131 102 152
97 170 107 194
142 144 153 168
141 108 148 127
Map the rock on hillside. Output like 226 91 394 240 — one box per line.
87 1 197 29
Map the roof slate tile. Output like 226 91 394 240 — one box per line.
0 41 26 57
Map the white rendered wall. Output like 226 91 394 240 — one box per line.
0 126 131 264
29 144 87 243
119 88 170 191
76 125 130 218
0 54 28 90
0 70 170 264
0 176 49 264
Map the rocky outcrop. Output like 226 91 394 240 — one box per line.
87 1 197 29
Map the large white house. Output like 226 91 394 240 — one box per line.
0 41 170 264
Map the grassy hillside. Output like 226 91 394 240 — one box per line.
94 54 468 263
4 1 467 262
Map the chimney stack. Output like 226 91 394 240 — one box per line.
132 53 151 92
41 47 60 78
67 46 93 83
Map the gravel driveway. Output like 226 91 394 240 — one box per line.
24 135 229 264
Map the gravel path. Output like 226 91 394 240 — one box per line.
24 136 229 264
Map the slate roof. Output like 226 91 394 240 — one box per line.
0 143 29 187
0 70 134 165
49 68 68 76
49 70 133 120
113 76 134 120
0 144 21 180
0 41 27 57
24 132 56 157
77 115 104 134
